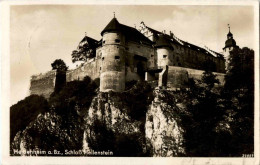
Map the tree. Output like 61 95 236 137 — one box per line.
221 47 254 156
71 37 97 63
51 59 68 71
225 47 254 90
51 59 68 93
10 95 49 142
184 71 224 156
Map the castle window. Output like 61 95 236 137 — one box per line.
126 47 129 50
100 67 101 70
163 55 167 58
115 39 120 43
115 56 120 59
103 40 105 44
102 57 104 61
151 54 154 57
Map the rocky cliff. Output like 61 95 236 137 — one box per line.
11 81 187 157
145 89 185 156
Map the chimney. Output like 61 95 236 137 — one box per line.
170 31 173 37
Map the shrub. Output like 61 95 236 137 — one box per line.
10 95 49 142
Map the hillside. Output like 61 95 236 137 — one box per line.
10 63 254 156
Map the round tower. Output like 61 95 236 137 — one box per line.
100 17 126 92
223 24 239 71
155 34 174 68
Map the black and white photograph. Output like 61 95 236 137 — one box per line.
1 1 259 164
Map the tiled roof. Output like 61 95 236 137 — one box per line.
120 24 153 45
146 26 224 58
101 18 121 35
101 18 153 45
78 36 99 49
155 34 173 49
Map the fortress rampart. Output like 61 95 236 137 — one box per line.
30 70 57 98
66 58 101 82
167 66 225 89
29 64 225 99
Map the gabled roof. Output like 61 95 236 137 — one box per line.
146 26 224 59
78 36 99 49
101 18 153 45
120 24 153 45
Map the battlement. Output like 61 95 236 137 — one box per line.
31 70 57 81
30 70 57 99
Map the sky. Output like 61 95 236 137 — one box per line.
10 5 255 105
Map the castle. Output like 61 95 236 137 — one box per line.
30 17 239 98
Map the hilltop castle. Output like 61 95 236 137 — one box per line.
30 17 239 98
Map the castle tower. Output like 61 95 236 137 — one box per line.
223 24 239 71
100 17 126 92
155 34 174 88
155 34 174 68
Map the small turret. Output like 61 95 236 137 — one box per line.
155 34 174 68
223 24 239 71
100 16 126 92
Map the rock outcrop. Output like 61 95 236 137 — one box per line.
11 111 84 156
11 86 187 157
82 92 147 156
145 89 185 156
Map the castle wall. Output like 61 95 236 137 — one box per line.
170 43 225 73
30 70 57 99
66 58 100 82
123 42 155 82
126 41 155 68
167 66 225 89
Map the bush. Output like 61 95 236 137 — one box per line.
49 76 98 117
10 95 49 142
124 81 154 121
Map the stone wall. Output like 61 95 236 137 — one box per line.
170 43 225 73
66 58 100 82
124 42 155 82
30 59 101 99
30 70 57 99
167 66 225 89
126 41 155 68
